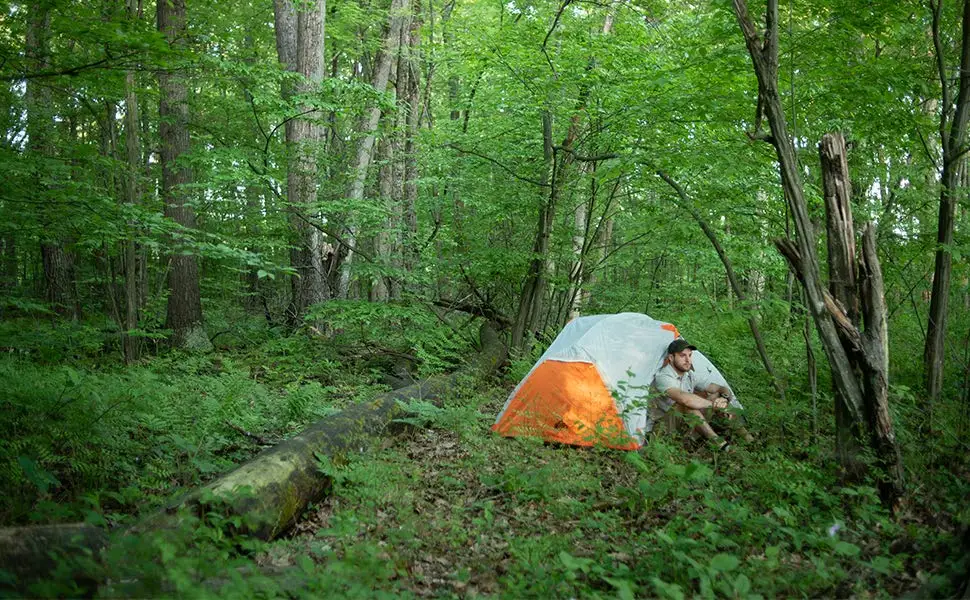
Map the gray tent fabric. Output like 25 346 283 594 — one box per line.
496 313 742 442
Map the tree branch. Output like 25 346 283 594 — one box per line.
931 0 952 154
1 50 142 82
445 143 550 187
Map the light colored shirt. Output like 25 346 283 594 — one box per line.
652 363 700 413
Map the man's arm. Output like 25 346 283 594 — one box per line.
704 383 734 401
665 387 728 410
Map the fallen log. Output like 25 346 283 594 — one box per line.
0 523 107 591
0 321 507 593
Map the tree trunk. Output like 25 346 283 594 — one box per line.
0 234 16 290
511 111 556 351
401 8 421 277
0 523 108 595
122 45 142 362
924 0 970 412
336 0 410 299
275 0 330 323
567 169 591 322
384 47 409 302
158 0 209 350
732 0 903 509
41 245 79 319
371 136 395 302
121 0 142 364
802 307 818 439
100 100 124 329
656 170 787 403
819 134 866 475
27 3 79 320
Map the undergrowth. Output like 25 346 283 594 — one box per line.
2 308 968 598
44 386 963 599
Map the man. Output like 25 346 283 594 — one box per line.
651 338 752 450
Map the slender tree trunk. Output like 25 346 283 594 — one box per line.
0 235 16 290
158 0 209 350
732 0 903 508
802 307 818 440
371 39 403 304
819 134 866 475
336 0 410 299
657 170 786 403
924 0 970 413
121 0 143 364
567 168 591 322
401 8 421 278
388 50 408 301
27 3 79 320
99 100 123 329
239 35 267 318
565 9 616 323
275 0 329 323
122 32 142 362
371 136 395 302
511 111 555 351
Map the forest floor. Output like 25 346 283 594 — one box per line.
231 385 968 599
3 315 969 598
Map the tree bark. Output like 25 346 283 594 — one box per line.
292 0 330 320
732 0 903 508
0 234 15 291
511 111 556 351
337 0 410 299
371 136 395 302
802 307 818 439
274 0 329 323
158 0 209 350
819 134 866 475
122 4 142 362
27 2 79 320
0 523 108 594
924 0 970 412
401 8 421 277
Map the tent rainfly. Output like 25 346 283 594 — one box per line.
492 313 735 450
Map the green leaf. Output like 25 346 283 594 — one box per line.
604 576 636 600
558 550 593 573
17 456 60 495
868 556 892 574
733 573 751 596
651 577 685 600
710 553 739 572
834 541 860 556
685 460 712 482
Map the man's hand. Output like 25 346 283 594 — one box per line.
711 397 729 410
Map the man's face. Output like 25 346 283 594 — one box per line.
670 348 693 373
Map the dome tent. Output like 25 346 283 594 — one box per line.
492 313 734 450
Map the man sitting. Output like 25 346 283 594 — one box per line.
650 339 753 450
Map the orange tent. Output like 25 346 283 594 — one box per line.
492 313 680 450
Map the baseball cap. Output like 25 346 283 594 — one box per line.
667 339 697 354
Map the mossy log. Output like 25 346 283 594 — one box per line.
138 321 506 539
0 322 506 592
0 523 107 590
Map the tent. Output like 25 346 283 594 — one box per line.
492 313 735 450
